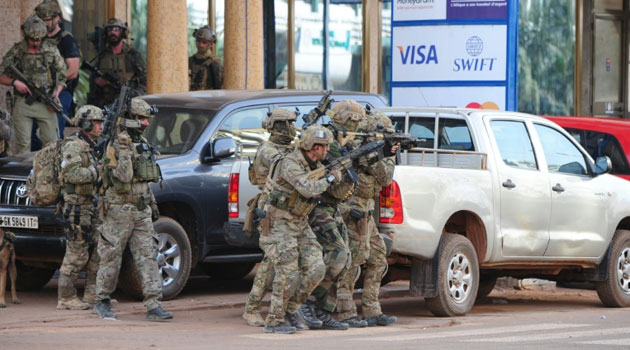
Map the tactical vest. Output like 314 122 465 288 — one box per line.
189 53 221 90
99 50 136 87
13 42 57 90
319 134 356 205
60 136 96 202
249 142 291 189
268 151 319 218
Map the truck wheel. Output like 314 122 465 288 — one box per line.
119 217 192 301
596 229 630 307
9 262 55 291
425 233 479 317
203 262 255 280
477 275 497 299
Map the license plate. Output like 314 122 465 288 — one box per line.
0 215 38 229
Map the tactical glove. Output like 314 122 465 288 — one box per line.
150 202 160 222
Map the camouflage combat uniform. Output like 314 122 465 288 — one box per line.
0 34 66 154
87 42 146 108
0 109 13 157
262 146 329 328
58 133 100 309
189 51 223 91
95 130 162 311
244 139 293 318
337 120 395 321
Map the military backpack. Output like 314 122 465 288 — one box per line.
26 140 63 206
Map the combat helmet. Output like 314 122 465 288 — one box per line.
330 100 364 132
129 97 157 118
104 18 128 38
262 107 297 138
73 105 104 132
299 125 333 151
193 25 217 43
22 15 48 40
367 111 394 133
35 0 61 18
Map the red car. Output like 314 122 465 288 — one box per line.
545 116 630 181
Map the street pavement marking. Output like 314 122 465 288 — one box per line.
469 327 630 342
243 326 407 340
359 323 588 342
577 338 630 346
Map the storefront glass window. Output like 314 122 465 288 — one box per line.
382 1 392 104
327 1 362 92
518 0 575 115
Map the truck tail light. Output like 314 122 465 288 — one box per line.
379 180 403 224
228 173 239 218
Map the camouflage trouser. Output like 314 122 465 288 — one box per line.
244 254 274 314
95 203 162 310
337 198 387 319
58 203 101 300
308 205 351 312
259 212 301 326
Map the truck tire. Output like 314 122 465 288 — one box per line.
203 262 255 280
119 217 192 301
476 275 497 299
595 229 630 307
425 233 479 317
9 262 55 291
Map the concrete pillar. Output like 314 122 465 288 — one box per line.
224 0 264 89
146 0 188 94
362 0 381 94
20 0 41 23
106 0 129 23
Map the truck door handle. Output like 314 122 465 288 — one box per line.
502 179 516 188
552 184 565 193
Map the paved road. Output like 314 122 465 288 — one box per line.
1 273 629 350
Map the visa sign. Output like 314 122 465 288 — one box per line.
392 25 506 82
396 45 438 65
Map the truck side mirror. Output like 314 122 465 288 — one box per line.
202 137 236 163
594 156 612 176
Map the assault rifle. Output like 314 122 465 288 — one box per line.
333 125 421 154
307 140 385 183
94 83 133 160
8 64 72 124
81 61 122 91
302 90 334 129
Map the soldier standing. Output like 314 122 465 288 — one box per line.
261 125 338 334
336 111 398 326
93 98 172 321
34 0 81 142
57 105 104 310
189 25 223 91
243 108 297 327
0 109 13 157
0 15 66 155
87 18 146 108
297 100 365 330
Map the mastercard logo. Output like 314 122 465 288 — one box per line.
466 101 500 110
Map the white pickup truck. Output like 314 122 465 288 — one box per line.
377 107 630 317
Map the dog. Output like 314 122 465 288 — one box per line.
0 227 20 307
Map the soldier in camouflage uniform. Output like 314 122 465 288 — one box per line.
93 98 172 321
260 125 340 334
189 25 223 91
0 109 13 157
336 111 398 327
243 108 297 327
87 18 146 108
298 100 366 330
57 105 104 310
0 15 66 155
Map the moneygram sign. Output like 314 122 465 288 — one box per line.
390 0 517 111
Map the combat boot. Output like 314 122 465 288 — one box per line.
93 300 116 320
146 306 173 321
57 296 90 310
242 311 265 327
341 316 368 328
83 292 118 307
315 308 349 330
365 314 397 326
285 312 305 331
297 300 323 329
263 321 297 334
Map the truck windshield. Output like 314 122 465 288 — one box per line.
143 108 212 155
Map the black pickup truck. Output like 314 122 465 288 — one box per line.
0 90 387 300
